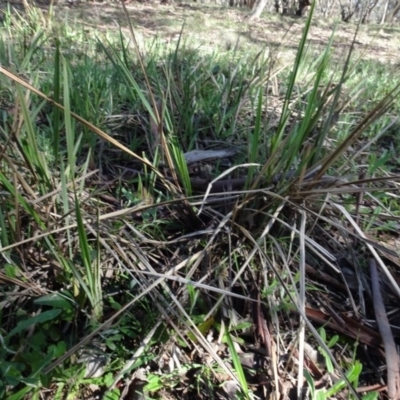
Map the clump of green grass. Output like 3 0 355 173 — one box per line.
1 2 400 399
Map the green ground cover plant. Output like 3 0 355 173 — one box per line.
1 1 400 399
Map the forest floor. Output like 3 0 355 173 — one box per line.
3 0 400 65
1 2 400 399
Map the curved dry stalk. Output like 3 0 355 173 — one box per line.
197 163 261 216
370 259 400 400
297 208 307 399
332 203 400 299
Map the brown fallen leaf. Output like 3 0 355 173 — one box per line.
299 307 383 349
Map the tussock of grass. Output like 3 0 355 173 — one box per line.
1 2 400 399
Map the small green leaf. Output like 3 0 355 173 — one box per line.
225 329 249 397
4 264 17 278
187 318 214 342
7 386 32 400
145 375 163 393
347 361 362 383
48 341 66 358
6 309 62 339
327 335 339 348
316 390 327 400
103 389 120 400
108 297 121 311
362 392 378 400
304 369 315 397
318 327 326 342
106 340 116 351
102 373 114 387
34 292 73 310
326 362 362 397
230 322 253 331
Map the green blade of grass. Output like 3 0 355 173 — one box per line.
224 327 249 399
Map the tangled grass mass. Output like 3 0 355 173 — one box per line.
1 1 400 399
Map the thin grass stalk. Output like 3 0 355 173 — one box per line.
297 209 307 399
246 4 314 197
316 85 400 179
271 0 315 154
62 58 102 318
0 206 10 248
313 25 357 160
288 32 335 166
94 212 104 319
63 60 76 180
332 202 400 298
169 139 192 197
12 172 21 243
73 199 102 320
247 88 262 187
225 326 250 398
60 161 74 261
20 31 46 72
16 86 51 189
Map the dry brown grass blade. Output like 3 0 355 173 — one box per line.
0 200 156 254
197 163 261 215
297 201 399 262
303 307 382 348
148 99 161 155
252 282 271 357
370 259 400 400
366 233 400 268
305 264 347 291
298 174 400 192
297 208 307 399
0 271 46 295
314 84 400 180
332 202 400 298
